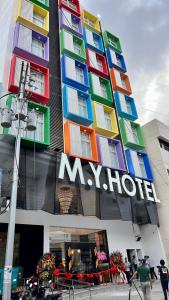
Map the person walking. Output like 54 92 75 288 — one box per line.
149 257 158 280
131 255 137 273
124 257 131 284
158 259 169 300
131 259 152 300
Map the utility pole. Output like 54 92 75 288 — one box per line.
2 62 31 300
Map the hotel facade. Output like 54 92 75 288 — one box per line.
0 0 165 279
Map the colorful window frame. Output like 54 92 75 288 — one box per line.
83 27 104 54
93 101 119 138
8 54 49 105
125 149 153 181
59 8 83 37
81 10 101 34
106 48 127 72
119 118 145 150
59 0 80 17
4 96 50 148
62 54 89 91
17 0 49 36
13 23 49 67
64 121 98 162
60 29 86 62
86 48 108 78
89 72 113 106
97 135 126 171
110 68 132 95
30 0 49 10
114 91 138 121
103 31 122 53
63 85 93 126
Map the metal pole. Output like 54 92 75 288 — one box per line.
3 62 28 300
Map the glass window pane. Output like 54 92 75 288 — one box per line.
109 143 119 168
78 96 88 118
30 69 45 94
97 58 103 71
33 12 44 27
31 38 45 58
131 126 138 143
81 131 91 158
71 18 79 32
93 36 99 48
108 38 116 48
138 155 147 178
63 0 77 10
104 111 112 130
126 100 131 114
100 82 107 98
26 109 44 142
75 66 84 83
73 41 81 55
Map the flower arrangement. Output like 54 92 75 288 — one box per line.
36 253 56 281
97 251 107 262
110 251 126 274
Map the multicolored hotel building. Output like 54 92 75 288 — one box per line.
0 0 165 278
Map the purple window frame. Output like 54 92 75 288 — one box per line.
13 22 49 67
59 8 83 37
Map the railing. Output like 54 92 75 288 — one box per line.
56 277 92 299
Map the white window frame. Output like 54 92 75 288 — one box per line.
84 17 94 27
63 0 77 10
109 142 119 169
93 36 99 48
108 38 116 48
75 66 84 84
26 109 44 142
81 131 91 158
78 95 88 118
104 111 112 131
71 18 79 32
33 11 45 28
97 58 103 71
73 40 81 56
131 125 138 143
30 69 45 94
138 155 147 178
126 100 131 114
31 38 45 58
100 81 107 98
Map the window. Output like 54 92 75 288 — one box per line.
100 81 107 98
33 12 44 27
84 17 94 27
159 139 169 152
167 169 169 176
138 155 147 178
116 56 121 68
71 18 79 32
97 58 103 71
31 38 45 58
121 78 126 89
109 143 119 168
75 66 84 83
93 36 99 48
78 96 88 118
108 38 116 48
104 111 112 130
63 0 77 10
81 131 91 157
26 109 44 142
126 100 131 114
73 41 81 55
131 125 138 143
30 69 44 94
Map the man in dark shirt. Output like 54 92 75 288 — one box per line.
159 259 169 300
131 259 152 300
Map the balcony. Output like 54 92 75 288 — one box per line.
64 121 98 162
63 85 93 126
93 101 119 138
13 23 49 67
89 72 113 106
125 149 153 181
97 135 126 171
59 8 82 37
110 68 132 95
58 0 80 17
86 48 108 78
103 31 122 53
119 119 145 150
114 91 138 121
3 96 50 148
62 54 89 91
17 0 49 35
8 54 50 105
106 48 127 72
60 29 86 62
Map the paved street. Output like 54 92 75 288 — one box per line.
63 280 165 299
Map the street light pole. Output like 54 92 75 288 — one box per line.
3 62 29 300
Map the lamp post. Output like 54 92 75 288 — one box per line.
2 61 37 300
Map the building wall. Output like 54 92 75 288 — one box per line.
142 119 169 264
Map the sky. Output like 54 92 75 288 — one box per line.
80 0 169 125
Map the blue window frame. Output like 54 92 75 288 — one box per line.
106 47 127 72
62 54 89 91
63 85 93 126
114 91 138 121
83 27 104 54
125 149 153 181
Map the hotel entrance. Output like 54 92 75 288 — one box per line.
49 227 109 274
